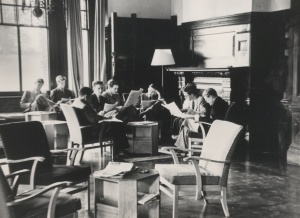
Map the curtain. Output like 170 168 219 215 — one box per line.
66 0 83 97
94 0 108 82
49 0 68 89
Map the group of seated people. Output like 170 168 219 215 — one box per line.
171 83 228 149
20 76 229 157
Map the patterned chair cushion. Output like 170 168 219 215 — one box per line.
155 164 220 186
20 165 91 185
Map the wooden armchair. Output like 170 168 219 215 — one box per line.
0 121 92 211
60 104 114 162
155 120 243 217
0 165 81 218
186 102 248 156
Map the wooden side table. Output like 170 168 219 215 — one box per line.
42 120 69 150
126 121 159 156
94 169 160 218
25 111 57 121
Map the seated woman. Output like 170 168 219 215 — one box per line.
173 83 211 148
101 79 140 123
20 78 57 112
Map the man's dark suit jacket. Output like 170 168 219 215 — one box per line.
50 88 75 103
210 96 229 121
91 93 107 113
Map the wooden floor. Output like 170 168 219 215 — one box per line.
55 136 300 218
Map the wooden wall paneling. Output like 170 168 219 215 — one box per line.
176 11 289 153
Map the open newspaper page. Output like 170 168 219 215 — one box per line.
141 100 157 110
162 102 194 119
103 102 118 112
124 89 143 108
93 162 134 178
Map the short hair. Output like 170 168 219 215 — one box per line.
92 80 104 87
35 78 44 84
203 88 218 97
79 87 93 97
107 79 119 88
56 75 66 84
182 83 198 96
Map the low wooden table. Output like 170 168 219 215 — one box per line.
126 121 159 156
25 111 57 121
94 169 159 218
42 120 69 150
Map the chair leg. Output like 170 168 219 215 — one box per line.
69 142 76 160
79 144 85 164
85 178 91 211
172 185 179 218
220 187 230 217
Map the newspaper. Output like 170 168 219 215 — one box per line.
162 102 194 119
93 162 134 178
103 102 118 112
141 100 157 110
124 89 143 108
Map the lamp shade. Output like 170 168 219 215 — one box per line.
151 49 175 66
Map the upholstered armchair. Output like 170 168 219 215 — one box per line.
0 165 81 218
155 120 243 217
0 121 92 211
60 104 114 162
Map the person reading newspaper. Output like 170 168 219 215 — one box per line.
72 87 130 158
101 79 141 123
169 83 211 149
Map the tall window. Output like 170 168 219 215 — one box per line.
81 0 89 86
0 0 49 92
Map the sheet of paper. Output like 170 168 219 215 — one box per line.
93 162 134 178
162 102 194 118
141 100 157 110
103 103 118 112
124 89 143 108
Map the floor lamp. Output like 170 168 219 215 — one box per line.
151 49 175 94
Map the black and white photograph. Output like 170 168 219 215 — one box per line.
0 0 299 217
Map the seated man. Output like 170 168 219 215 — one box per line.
50 75 75 104
101 79 139 123
141 83 161 101
72 87 130 158
20 78 57 112
91 80 107 113
174 84 211 148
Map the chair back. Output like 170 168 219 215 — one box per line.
0 166 15 218
199 120 243 179
60 104 83 144
0 121 53 174
225 102 248 127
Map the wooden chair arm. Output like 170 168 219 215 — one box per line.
161 147 202 164
6 169 31 196
6 181 72 206
5 169 30 180
0 157 45 165
0 157 45 190
183 156 231 164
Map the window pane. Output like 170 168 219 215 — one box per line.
81 11 86 29
0 26 20 91
18 6 32 25
2 5 17 24
2 0 16 5
32 8 46 26
80 0 86 10
20 27 49 91
82 30 89 86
